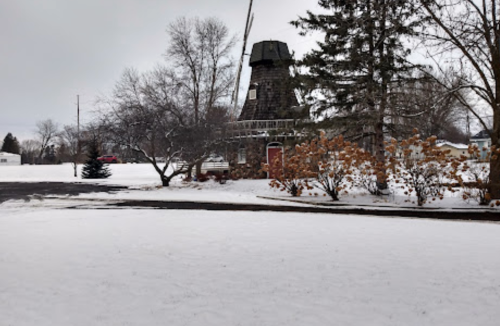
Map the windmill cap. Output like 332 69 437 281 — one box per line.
249 41 292 67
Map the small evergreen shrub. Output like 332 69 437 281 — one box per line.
81 136 111 179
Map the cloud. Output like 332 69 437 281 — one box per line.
0 0 319 140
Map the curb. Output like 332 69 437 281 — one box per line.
108 199 500 222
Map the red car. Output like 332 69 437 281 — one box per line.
97 155 118 163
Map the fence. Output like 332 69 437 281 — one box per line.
225 119 296 138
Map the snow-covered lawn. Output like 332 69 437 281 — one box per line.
1 163 499 325
2 208 500 326
0 163 161 186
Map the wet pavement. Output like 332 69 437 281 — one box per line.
0 182 127 204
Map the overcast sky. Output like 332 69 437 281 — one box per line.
0 0 321 140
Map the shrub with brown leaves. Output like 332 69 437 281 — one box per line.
299 132 367 201
386 131 455 206
452 145 496 205
262 146 307 197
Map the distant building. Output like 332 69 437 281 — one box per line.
436 141 469 158
469 130 491 160
0 152 21 166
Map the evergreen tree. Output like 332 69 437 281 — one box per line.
81 135 111 179
292 0 424 190
1 133 21 154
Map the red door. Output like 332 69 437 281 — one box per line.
267 147 282 179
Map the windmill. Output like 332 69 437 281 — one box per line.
231 0 254 121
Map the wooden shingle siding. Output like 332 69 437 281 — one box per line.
238 41 298 121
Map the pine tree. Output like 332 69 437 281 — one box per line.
292 0 424 191
1 133 21 154
81 135 111 179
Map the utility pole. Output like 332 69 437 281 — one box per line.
77 95 80 138
77 95 81 166
231 0 254 121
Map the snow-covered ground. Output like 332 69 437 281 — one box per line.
0 163 286 206
0 163 496 210
1 163 500 325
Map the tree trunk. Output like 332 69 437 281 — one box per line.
375 0 389 195
374 119 385 164
195 160 202 176
328 189 339 201
186 162 197 180
161 176 170 187
374 118 389 194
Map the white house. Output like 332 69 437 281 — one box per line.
436 141 469 158
469 130 491 160
0 152 21 166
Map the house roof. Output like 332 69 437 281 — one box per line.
249 41 292 67
0 151 21 157
471 130 491 139
436 142 468 150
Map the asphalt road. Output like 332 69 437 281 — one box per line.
0 182 497 222
0 182 127 204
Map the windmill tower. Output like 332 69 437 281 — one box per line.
238 40 298 121
228 40 301 179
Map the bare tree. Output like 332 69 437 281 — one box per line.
388 70 468 142
20 139 40 165
58 125 81 177
100 67 220 186
35 119 59 163
166 16 236 175
419 0 500 197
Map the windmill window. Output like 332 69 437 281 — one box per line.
249 89 257 100
238 148 246 164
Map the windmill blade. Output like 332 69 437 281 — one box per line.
231 0 254 120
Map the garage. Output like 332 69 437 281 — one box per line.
0 152 21 166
